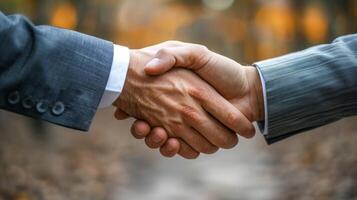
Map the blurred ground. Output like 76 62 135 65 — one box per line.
115 134 280 200
272 117 357 200
1 109 357 200
0 108 132 200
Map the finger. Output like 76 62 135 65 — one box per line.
114 109 130 120
173 124 219 154
181 105 238 149
144 127 168 149
145 45 209 75
130 120 151 139
177 139 200 159
160 138 180 157
189 86 256 138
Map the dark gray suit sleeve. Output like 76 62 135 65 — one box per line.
0 12 114 131
255 34 357 144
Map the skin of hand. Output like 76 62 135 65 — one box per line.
128 41 264 158
113 42 255 159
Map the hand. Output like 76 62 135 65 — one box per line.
113 42 254 159
129 41 264 157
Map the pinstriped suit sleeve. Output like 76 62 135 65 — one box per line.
254 34 357 144
0 12 114 131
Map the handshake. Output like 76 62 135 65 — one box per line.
113 41 265 159
1 13 354 160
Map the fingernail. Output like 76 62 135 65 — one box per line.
145 58 161 69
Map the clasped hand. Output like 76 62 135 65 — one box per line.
113 41 264 159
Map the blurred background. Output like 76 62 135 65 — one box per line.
0 0 356 199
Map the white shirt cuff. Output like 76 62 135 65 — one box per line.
254 65 268 136
99 45 130 108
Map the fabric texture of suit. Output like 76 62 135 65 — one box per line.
0 12 113 131
256 34 357 144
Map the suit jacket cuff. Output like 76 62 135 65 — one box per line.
253 65 269 137
0 14 114 131
254 34 357 144
254 52 312 144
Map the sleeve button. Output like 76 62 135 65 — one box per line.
36 101 49 114
8 91 21 105
52 101 65 116
22 97 35 109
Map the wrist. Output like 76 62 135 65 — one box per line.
113 49 138 109
245 66 264 121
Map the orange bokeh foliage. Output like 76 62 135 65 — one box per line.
255 4 296 39
50 2 78 29
302 6 328 44
115 3 196 47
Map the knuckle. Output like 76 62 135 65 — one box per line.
226 112 241 131
193 45 212 68
180 106 202 124
199 45 209 52
189 87 207 102
157 48 171 57
171 122 181 130
171 123 184 133
193 44 209 53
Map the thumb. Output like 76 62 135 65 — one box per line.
145 45 209 76
145 57 175 75
144 48 179 75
